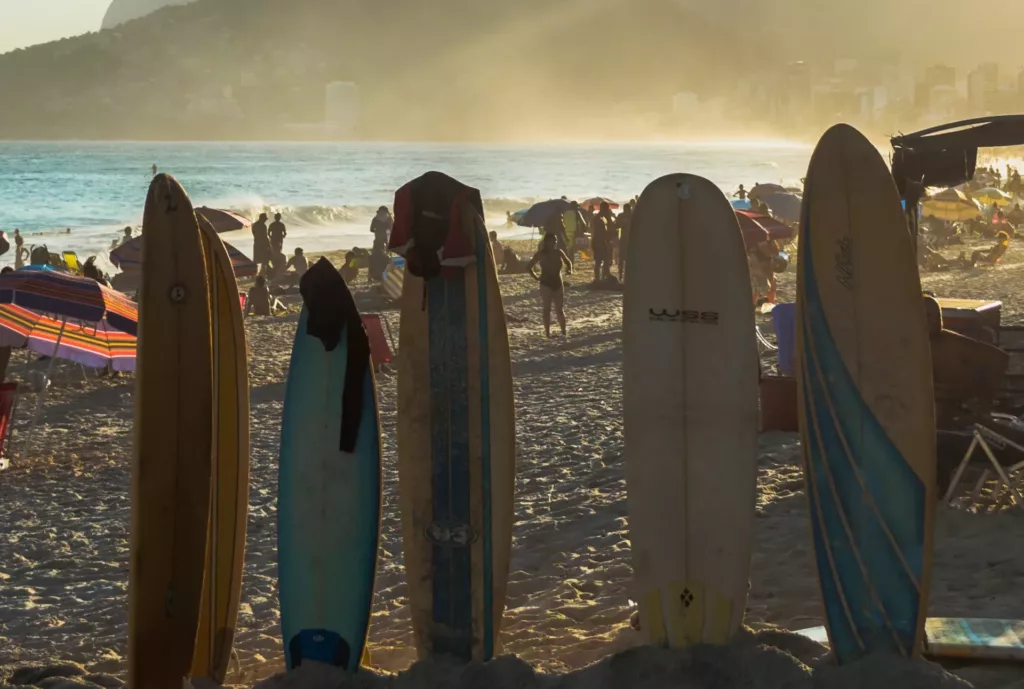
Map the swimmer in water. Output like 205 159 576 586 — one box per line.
527 232 573 338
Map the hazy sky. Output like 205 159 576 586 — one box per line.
0 0 108 53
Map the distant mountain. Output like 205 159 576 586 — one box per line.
101 0 195 30
0 0 1020 141
0 0 748 140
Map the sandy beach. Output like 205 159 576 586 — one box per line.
2 239 1024 689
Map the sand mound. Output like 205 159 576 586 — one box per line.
243 629 968 689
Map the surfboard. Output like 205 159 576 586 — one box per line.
130 174 213 689
796 618 1024 662
192 218 251 683
397 202 516 662
278 258 382 671
797 123 936 664
623 173 760 647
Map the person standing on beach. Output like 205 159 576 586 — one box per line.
734 184 748 200
269 213 287 254
527 232 573 339
252 213 272 274
597 202 618 271
616 201 634 280
590 212 611 282
371 206 393 250
489 231 504 261
543 212 570 252
13 230 26 269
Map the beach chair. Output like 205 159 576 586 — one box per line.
62 251 81 274
943 419 1024 513
0 383 19 471
362 314 396 370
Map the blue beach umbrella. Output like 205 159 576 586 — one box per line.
517 199 573 228
731 199 752 210
760 193 802 224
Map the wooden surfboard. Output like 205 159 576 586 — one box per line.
130 174 213 689
397 202 516 662
624 173 760 647
797 618 1024 662
278 258 381 671
797 123 936 664
192 218 250 683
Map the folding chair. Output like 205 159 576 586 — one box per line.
943 420 1024 513
62 251 82 274
361 314 397 371
0 382 19 471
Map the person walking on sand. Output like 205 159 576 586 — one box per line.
590 210 611 282
269 213 287 254
527 232 573 339
252 213 272 274
13 229 26 269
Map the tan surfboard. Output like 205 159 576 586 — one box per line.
397 201 516 662
130 174 214 689
193 217 251 682
624 174 760 646
797 123 935 663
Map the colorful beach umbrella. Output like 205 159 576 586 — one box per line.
0 304 137 371
0 268 140 461
922 188 982 222
110 235 257 279
0 268 137 337
195 207 252 233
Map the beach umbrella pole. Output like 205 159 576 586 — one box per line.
18 317 67 462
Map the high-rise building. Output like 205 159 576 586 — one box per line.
968 63 999 112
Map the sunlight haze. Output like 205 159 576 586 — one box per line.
0 0 108 53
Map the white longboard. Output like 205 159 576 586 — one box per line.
624 174 760 646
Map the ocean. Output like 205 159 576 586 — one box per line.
0 140 813 271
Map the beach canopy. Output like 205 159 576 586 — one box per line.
517 198 573 228
731 199 752 210
110 235 257 278
736 210 795 242
195 207 251 233
578 197 619 210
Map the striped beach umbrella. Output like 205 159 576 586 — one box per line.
0 268 140 460
110 235 257 279
0 303 137 371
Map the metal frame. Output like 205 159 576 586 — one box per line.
943 422 1024 513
